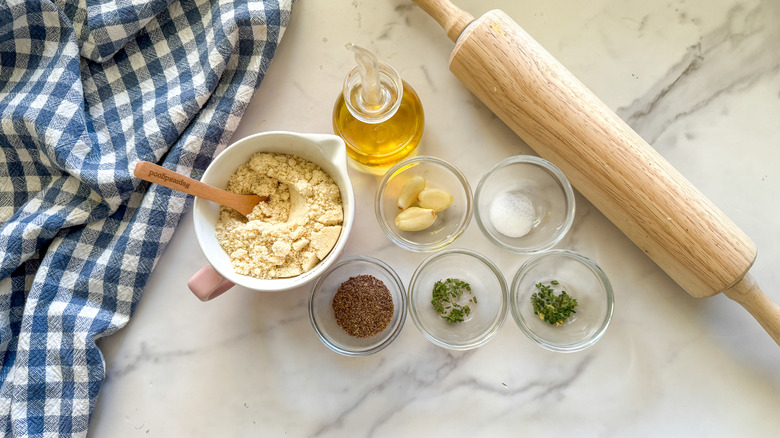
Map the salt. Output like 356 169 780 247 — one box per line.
489 189 536 238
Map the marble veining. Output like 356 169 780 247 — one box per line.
620 2 780 143
89 0 780 436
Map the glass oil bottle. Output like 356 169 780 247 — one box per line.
332 44 424 174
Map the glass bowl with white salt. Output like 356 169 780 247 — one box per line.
474 155 575 254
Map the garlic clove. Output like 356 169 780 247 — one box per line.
417 188 453 212
397 175 426 210
395 207 437 231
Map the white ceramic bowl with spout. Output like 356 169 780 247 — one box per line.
189 131 355 301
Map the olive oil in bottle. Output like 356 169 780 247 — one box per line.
332 44 424 174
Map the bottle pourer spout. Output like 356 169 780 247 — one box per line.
346 43 382 108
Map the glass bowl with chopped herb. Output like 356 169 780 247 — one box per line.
375 156 473 252
510 250 614 352
408 249 508 350
309 255 407 356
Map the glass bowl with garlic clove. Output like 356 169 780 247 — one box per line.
375 156 473 252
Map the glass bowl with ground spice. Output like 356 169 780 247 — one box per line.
408 249 508 350
375 156 473 252
510 250 614 352
309 255 407 356
474 155 575 255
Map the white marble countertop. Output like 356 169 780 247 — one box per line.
90 0 780 436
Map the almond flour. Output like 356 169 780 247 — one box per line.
215 152 343 279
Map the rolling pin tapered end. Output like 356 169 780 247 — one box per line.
724 274 780 346
412 0 474 42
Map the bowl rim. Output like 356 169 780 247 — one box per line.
474 155 575 255
374 155 473 252
509 249 614 352
308 254 407 356
408 248 508 350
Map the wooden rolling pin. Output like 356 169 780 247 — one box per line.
412 0 780 345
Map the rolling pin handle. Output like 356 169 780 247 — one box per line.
412 0 474 42
724 274 780 346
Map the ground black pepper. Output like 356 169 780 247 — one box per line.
332 275 394 338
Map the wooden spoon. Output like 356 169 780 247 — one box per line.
134 161 267 217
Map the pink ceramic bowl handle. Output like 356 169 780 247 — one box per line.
188 265 235 301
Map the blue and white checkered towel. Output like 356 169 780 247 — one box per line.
0 0 294 435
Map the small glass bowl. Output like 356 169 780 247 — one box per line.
510 250 614 352
475 155 575 254
309 255 407 356
375 156 473 252
408 249 508 350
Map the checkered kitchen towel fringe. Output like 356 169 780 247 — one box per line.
0 0 294 435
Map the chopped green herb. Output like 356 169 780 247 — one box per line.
431 278 475 324
530 281 577 326
447 307 464 323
